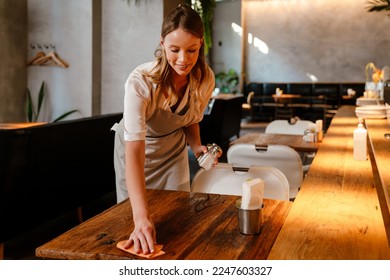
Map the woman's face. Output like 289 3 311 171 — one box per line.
161 28 203 77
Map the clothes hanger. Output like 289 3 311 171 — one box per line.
34 52 69 67
30 50 69 68
27 44 51 66
27 51 46 66
31 52 52 66
45 51 69 68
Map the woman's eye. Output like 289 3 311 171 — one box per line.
169 49 197 53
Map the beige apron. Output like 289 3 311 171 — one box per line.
114 89 197 203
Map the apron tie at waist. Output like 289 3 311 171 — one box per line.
111 123 119 131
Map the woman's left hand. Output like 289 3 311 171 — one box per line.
193 145 208 159
194 144 222 168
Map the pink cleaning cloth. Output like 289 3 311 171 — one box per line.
116 240 165 259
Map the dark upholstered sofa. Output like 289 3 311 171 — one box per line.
0 113 122 249
244 82 365 124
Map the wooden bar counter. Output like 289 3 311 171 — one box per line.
268 106 390 259
365 117 390 243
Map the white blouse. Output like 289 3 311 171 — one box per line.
123 61 215 141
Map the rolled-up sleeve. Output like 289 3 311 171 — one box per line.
123 67 151 141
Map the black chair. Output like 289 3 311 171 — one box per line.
287 83 314 118
312 84 341 130
200 94 244 161
340 83 365 105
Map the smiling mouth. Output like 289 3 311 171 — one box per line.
177 64 189 70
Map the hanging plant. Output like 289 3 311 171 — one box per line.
123 1 216 55
366 0 390 17
185 0 216 56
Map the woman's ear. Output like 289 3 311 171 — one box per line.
160 37 164 47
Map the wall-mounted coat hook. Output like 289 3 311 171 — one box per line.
27 42 69 68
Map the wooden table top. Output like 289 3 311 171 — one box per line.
272 94 301 99
36 189 292 260
268 106 390 259
0 122 46 130
366 118 390 243
212 93 244 100
272 94 301 103
230 132 320 153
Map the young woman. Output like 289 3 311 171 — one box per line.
113 4 218 255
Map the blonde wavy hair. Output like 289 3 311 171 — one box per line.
142 4 209 108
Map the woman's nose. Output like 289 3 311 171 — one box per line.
178 51 187 62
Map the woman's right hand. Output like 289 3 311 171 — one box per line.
124 216 156 254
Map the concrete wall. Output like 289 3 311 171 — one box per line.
101 0 163 115
0 0 27 122
1 0 163 123
212 0 242 76
26 0 95 122
212 0 390 84
1 0 390 122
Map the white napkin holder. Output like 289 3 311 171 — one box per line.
241 178 264 210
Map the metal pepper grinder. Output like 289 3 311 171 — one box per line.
197 143 222 171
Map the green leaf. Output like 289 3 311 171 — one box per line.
227 68 238 77
215 68 239 93
26 88 35 122
221 86 230 93
36 81 45 119
215 72 226 81
52 109 78 123
185 0 216 56
25 80 78 123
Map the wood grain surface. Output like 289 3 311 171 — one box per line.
36 190 292 260
366 118 390 244
268 106 390 259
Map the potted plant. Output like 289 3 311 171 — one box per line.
26 81 78 122
215 68 239 93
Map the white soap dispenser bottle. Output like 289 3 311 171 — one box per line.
353 118 367 161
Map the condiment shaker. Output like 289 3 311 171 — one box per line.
197 143 222 170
